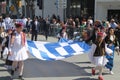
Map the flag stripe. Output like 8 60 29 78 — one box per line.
27 38 91 61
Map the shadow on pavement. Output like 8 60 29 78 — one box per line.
0 63 4 67
23 58 91 78
0 69 8 72
73 61 91 64
73 77 98 80
0 76 12 80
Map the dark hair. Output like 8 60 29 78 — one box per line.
15 23 23 28
107 27 114 37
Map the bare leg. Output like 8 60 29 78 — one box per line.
12 61 18 70
95 66 103 75
18 61 24 76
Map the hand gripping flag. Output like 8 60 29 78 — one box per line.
27 38 91 61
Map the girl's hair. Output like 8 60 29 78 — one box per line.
15 23 23 28
108 27 114 35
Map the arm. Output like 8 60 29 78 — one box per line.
3 22 6 30
8 34 15 53
101 40 106 56
1 37 7 46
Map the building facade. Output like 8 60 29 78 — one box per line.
66 0 95 19
95 0 120 21
35 0 95 20
35 0 64 20
35 0 120 21
1 0 120 21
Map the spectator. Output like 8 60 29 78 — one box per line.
110 19 118 29
0 16 6 31
31 17 40 41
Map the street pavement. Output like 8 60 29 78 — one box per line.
0 35 120 80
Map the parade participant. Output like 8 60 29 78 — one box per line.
105 27 119 74
115 23 120 54
8 23 29 79
0 27 7 58
2 29 13 69
92 32 107 80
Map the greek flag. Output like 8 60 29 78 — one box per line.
27 38 91 60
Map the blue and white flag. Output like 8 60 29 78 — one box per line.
27 38 91 60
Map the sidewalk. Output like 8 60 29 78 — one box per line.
27 34 58 42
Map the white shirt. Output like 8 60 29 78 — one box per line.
0 22 6 30
35 21 38 25
4 17 12 29
110 35 114 41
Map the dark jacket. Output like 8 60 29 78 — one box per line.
105 35 118 47
115 27 120 40
4 36 9 47
94 40 105 57
31 20 40 33
26 21 31 28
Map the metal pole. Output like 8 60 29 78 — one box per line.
6 0 9 15
42 0 44 18
24 0 26 17
64 8 66 21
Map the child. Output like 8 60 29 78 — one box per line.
0 27 6 58
2 29 13 69
8 23 29 79
92 32 107 80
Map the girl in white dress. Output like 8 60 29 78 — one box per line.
8 23 29 79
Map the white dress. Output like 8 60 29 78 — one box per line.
8 32 28 61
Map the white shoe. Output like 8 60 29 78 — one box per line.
110 71 114 75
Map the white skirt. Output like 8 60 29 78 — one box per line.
88 44 108 66
94 56 108 66
8 47 28 61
